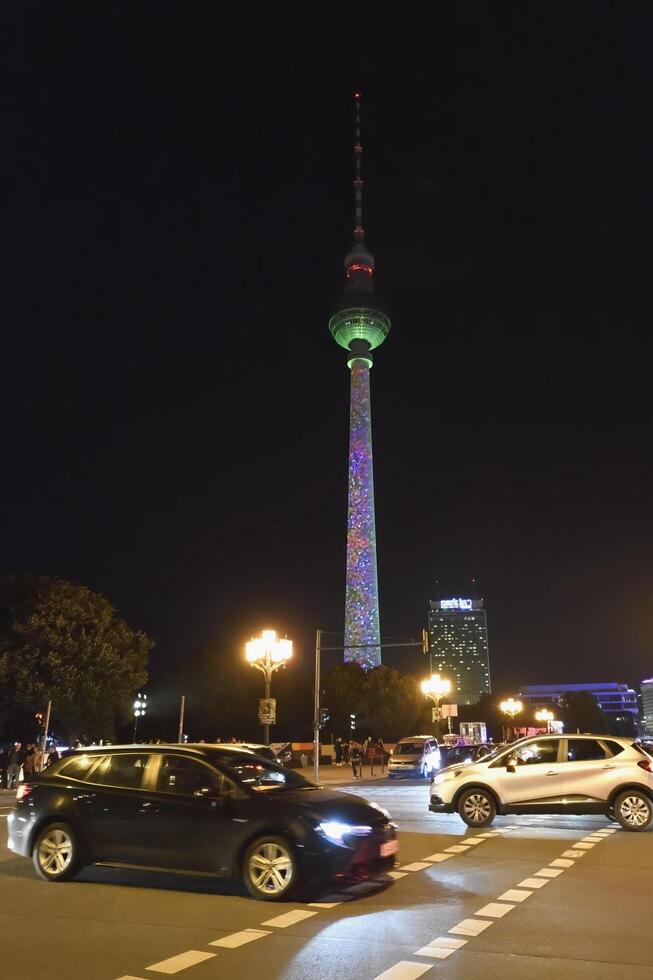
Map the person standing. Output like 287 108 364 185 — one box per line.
375 736 386 773
7 742 25 789
349 740 362 779
334 737 343 767
23 744 36 778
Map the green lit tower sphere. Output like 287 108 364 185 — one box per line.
330 93 391 669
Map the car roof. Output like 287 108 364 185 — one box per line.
397 735 434 742
64 743 255 755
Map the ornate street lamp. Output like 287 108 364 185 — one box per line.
245 630 293 745
421 674 452 737
535 708 555 734
499 697 522 742
133 693 147 742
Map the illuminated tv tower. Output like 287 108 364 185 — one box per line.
329 93 391 669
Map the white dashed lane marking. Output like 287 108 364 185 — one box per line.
422 853 452 862
145 950 216 974
444 844 471 853
449 917 493 937
372 961 432 979
414 936 468 960
399 862 433 872
475 901 515 918
308 901 342 908
562 849 585 858
209 929 271 948
535 867 564 878
261 909 318 928
518 877 549 889
497 888 532 902
573 842 595 849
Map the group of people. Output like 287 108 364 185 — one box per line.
0 742 63 789
334 736 385 779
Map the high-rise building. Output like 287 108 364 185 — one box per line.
329 94 391 669
427 597 491 705
641 678 653 735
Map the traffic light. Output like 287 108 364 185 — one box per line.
34 712 44 726
318 707 330 729
422 628 429 655
350 712 356 731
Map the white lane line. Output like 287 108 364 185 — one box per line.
475 902 515 918
496 888 532 902
535 867 564 878
414 945 455 960
372 961 432 980
117 976 149 979
444 844 471 853
461 838 483 846
399 861 433 872
308 902 342 908
580 835 603 841
601 827 617 833
146 950 216 974
422 853 452 863
573 842 595 850
561 850 585 858
550 858 574 868
388 870 409 879
261 909 318 928
209 929 271 948
449 918 493 937
518 877 549 889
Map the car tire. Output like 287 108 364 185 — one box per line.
613 790 653 832
242 835 298 901
457 788 496 828
32 822 80 882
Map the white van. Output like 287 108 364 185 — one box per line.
388 735 441 779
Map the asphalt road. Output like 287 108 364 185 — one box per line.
1 779 651 980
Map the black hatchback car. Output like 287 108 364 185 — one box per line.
7 744 398 900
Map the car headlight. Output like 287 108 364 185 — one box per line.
432 769 463 786
317 821 373 844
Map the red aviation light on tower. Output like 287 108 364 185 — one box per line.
346 263 373 279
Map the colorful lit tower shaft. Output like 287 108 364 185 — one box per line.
345 359 381 667
329 94 390 668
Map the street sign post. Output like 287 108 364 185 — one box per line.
258 698 276 726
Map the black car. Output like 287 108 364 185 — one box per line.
7 744 398 900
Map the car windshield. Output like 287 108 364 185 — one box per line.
394 743 424 755
212 752 312 792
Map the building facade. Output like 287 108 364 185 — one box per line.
519 682 639 719
427 597 491 705
641 678 653 735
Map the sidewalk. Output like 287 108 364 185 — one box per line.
298 765 388 785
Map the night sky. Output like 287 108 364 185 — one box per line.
3 6 652 707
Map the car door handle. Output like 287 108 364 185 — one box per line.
545 770 558 776
602 764 615 770
139 802 160 815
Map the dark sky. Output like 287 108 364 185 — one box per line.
2 5 652 701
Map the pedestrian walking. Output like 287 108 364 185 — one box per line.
375 736 386 773
349 740 362 779
334 737 343 767
7 742 25 789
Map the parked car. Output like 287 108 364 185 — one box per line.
7 744 398 899
430 734 653 831
388 736 440 779
441 743 500 768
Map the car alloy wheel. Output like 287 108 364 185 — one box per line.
615 792 653 831
244 836 296 900
33 823 78 881
458 788 496 827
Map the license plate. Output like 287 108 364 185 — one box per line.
380 840 398 857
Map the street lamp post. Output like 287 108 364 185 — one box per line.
133 693 147 742
421 674 452 740
535 708 554 734
245 629 293 745
499 697 522 742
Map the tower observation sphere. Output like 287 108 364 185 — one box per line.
329 93 391 669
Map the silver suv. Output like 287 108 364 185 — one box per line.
429 734 653 831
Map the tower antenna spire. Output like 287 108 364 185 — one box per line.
353 92 364 242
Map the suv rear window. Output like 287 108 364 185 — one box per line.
57 754 105 780
566 739 608 762
603 740 625 757
89 752 150 789
394 743 425 755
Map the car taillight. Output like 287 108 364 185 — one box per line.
16 783 34 800
637 759 653 773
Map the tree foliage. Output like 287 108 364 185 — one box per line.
559 691 608 734
322 664 426 741
0 576 152 741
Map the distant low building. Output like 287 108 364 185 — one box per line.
519 682 638 719
641 678 653 736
